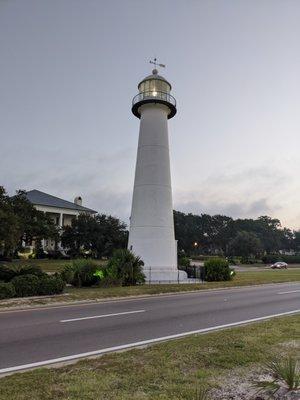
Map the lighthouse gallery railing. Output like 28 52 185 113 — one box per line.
132 91 176 107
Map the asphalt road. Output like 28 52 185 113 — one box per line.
0 282 300 373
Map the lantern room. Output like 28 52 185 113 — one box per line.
132 69 177 119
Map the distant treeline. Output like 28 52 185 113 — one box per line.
1 184 299 261
174 210 300 257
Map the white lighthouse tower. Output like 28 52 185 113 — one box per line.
128 61 187 282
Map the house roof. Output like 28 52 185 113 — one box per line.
25 190 97 214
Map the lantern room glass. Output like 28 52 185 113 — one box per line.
138 79 171 95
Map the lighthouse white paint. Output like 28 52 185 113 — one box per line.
128 71 187 282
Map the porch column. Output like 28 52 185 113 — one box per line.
59 213 63 228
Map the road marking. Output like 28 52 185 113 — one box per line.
278 290 300 295
1 308 299 374
60 309 146 323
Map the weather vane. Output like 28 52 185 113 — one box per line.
150 57 166 69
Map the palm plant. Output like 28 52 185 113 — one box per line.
194 386 211 400
254 355 300 398
106 249 145 286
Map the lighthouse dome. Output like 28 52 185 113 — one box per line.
138 69 172 91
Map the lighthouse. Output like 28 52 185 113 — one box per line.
128 61 187 282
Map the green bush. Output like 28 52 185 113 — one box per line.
204 258 233 281
60 264 75 284
179 256 191 268
0 264 46 283
16 265 47 278
106 249 145 286
11 274 40 297
0 282 16 299
38 275 65 295
0 265 16 282
61 259 101 287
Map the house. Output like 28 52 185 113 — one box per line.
25 190 97 251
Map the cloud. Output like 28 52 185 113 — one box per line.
174 165 287 220
174 197 276 219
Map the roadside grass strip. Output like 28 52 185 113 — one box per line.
1 269 300 310
0 314 299 399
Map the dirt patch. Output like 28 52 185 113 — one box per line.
211 366 300 399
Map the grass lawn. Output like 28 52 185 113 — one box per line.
0 315 299 399
0 268 299 309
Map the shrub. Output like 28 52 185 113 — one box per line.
72 259 101 287
38 275 65 295
11 274 40 297
179 256 191 268
106 249 145 286
60 264 75 284
0 282 16 299
0 264 47 283
204 258 233 282
195 386 211 399
61 259 101 287
16 265 47 278
253 356 300 396
0 265 16 282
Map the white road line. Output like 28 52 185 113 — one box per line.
1 308 299 374
278 290 300 295
60 309 145 323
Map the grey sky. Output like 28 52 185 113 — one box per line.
1 0 300 228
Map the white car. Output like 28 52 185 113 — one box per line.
271 262 288 269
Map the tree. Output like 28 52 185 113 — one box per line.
11 190 59 246
278 227 294 251
293 230 300 253
0 187 21 257
174 211 234 255
228 231 263 258
0 187 59 257
61 213 128 258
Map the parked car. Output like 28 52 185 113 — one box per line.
270 262 288 269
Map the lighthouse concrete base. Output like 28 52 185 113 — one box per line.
143 267 188 283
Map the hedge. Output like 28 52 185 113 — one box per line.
11 274 40 297
0 265 16 283
262 255 300 264
38 275 65 295
17 265 47 278
0 282 16 299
